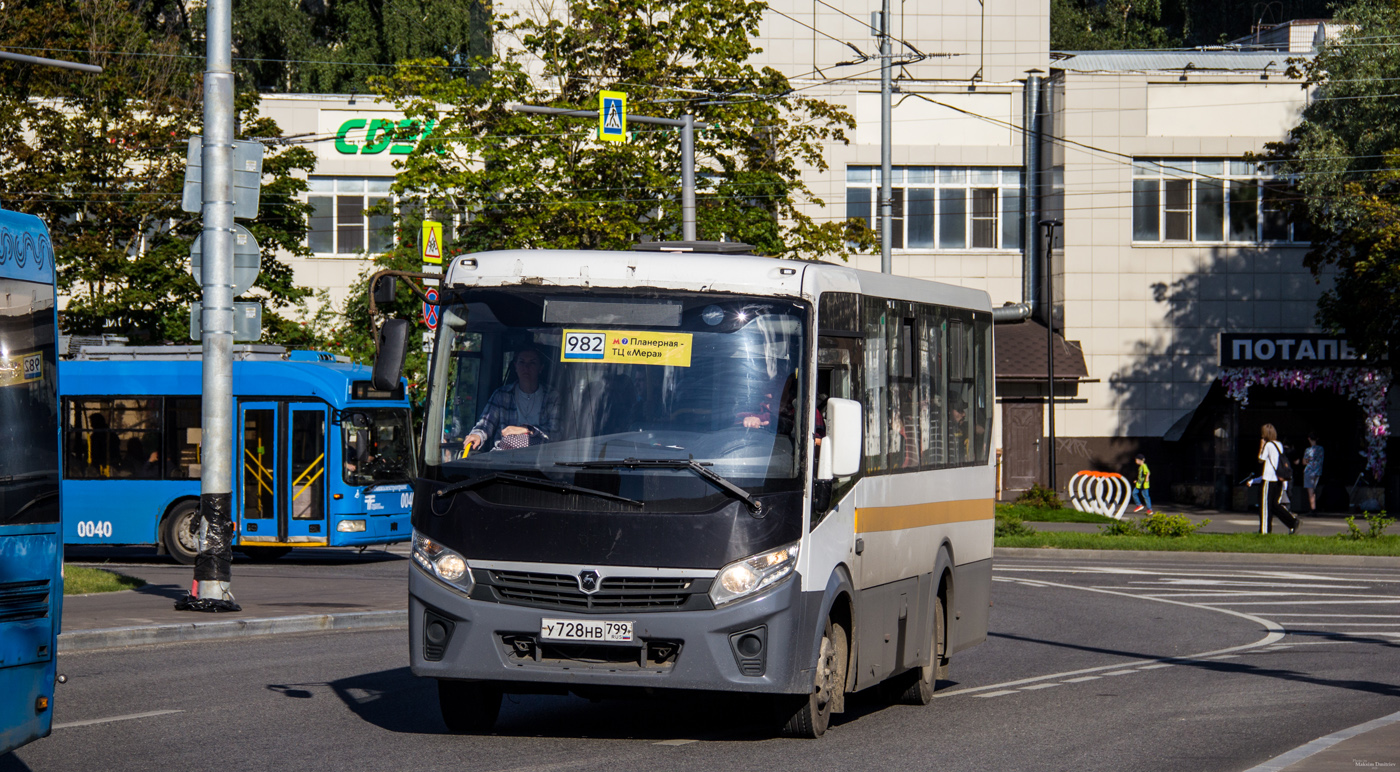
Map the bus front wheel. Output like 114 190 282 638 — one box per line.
162 502 201 565
778 616 846 738
437 679 501 734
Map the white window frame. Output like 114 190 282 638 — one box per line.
1131 159 1309 245
845 166 1023 252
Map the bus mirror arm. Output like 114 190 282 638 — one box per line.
367 269 445 355
372 318 411 392
823 398 863 478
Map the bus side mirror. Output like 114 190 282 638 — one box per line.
818 397 862 479
372 275 396 305
372 318 411 391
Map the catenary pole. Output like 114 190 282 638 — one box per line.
879 0 892 274
191 0 237 608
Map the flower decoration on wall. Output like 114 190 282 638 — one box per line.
1219 367 1391 479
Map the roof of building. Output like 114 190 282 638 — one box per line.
1052 49 1306 74
994 319 1090 382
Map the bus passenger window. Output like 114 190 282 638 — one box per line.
862 300 887 475
918 307 945 470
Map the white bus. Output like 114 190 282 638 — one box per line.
402 247 994 737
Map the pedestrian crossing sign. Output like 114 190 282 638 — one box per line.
422 219 443 265
599 91 627 142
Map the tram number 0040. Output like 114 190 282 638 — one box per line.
76 520 113 538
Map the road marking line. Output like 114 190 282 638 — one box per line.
1101 670 1137 676
1201 600 1400 606
976 690 1020 698
1206 654 1241 659
1138 663 1174 670
1265 614 1400 618
1063 676 1101 683
55 709 184 730
936 578 1284 699
654 739 698 746
1022 683 1060 690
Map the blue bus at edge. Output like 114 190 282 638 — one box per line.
0 208 62 754
59 345 417 563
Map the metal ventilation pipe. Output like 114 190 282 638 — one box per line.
993 72 1042 323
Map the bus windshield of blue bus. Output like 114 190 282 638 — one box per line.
342 408 416 486
0 278 59 525
424 290 808 500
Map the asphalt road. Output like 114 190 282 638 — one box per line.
9 555 1400 772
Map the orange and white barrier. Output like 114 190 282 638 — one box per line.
1067 471 1131 520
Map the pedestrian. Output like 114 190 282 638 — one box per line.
1247 423 1299 535
1131 453 1153 514
1303 433 1324 514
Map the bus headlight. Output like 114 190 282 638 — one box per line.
336 519 367 533
709 542 799 607
412 531 474 593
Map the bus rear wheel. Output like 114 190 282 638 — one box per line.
778 616 846 738
892 592 948 705
437 680 501 734
240 546 292 562
162 502 201 565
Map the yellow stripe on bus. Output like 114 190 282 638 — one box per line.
853 499 994 533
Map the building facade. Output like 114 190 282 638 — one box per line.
253 1 1387 506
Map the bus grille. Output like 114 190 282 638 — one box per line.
0 579 51 623
486 570 706 612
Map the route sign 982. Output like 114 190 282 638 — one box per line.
562 332 606 361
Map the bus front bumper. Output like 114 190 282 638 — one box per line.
408 564 817 695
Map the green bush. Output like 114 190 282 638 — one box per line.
1099 518 1142 536
1098 512 1209 538
1015 483 1063 510
1139 512 1210 537
995 510 1036 537
1339 512 1394 540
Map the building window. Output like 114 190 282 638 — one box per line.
307 177 395 256
1132 159 1309 244
846 166 1022 251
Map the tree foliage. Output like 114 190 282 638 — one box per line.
1262 0 1400 358
0 0 319 344
1051 0 1180 51
371 0 867 258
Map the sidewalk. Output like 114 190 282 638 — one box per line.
60 547 410 652
1028 502 1361 537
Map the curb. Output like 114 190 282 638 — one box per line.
58 609 407 653
994 547 1400 567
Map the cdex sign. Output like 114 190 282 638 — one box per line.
332 117 436 155
1219 333 1381 368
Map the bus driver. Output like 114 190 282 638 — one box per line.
463 348 559 452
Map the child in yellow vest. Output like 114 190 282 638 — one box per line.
1131 453 1153 514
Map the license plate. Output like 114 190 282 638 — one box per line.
540 618 634 643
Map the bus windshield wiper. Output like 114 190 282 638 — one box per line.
557 459 762 514
433 472 643 507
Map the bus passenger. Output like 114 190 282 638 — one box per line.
86 413 121 477
463 348 558 451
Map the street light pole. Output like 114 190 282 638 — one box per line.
185 0 239 611
1040 218 1062 493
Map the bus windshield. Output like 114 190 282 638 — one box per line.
424 289 808 499
342 407 416 486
